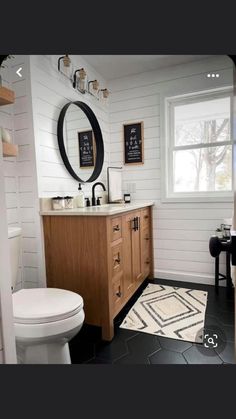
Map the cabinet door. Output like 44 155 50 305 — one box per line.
141 227 151 277
140 207 153 279
122 211 143 293
122 212 136 298
131 211 143 284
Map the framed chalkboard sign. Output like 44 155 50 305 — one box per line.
123 121 144 165
78 130 95 168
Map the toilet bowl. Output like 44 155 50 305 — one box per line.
12 288 84 364
8 227 85 364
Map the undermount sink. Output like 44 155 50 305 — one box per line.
97 204 127 209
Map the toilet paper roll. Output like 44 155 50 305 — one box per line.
1 127 12 143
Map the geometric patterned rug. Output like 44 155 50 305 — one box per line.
120 283 208 343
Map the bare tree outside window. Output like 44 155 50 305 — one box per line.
172 96 232 193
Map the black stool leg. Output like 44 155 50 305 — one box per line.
226 251 232 288
215 256 219 291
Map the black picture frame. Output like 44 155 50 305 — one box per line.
57 101 104 183
124 121 144 165
78 130 95 168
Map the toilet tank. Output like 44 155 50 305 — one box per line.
7 227 22 290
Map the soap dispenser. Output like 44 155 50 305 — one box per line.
76 183 85 208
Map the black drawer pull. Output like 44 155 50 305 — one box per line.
132 217 136 230
116 286 122 298
113 225 120 232
132 217 140 231
114 252 121 265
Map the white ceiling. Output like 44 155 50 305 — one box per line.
81 55 212 81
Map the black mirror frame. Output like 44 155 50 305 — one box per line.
57 101 104 183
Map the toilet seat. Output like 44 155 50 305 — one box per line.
14 309 85 341
12 288 83 324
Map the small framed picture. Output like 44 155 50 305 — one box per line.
123 121 144 165
78 130 95 168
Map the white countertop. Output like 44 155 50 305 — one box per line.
40 201 154 216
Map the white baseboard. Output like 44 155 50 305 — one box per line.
155 269 227 287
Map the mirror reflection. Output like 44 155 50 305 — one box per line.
63 104 97 182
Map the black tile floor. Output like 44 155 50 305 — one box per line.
69 278 235 364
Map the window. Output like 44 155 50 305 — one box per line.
164 90 233 201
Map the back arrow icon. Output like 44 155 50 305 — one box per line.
16 67 22 78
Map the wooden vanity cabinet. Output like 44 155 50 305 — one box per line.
42 206 153 341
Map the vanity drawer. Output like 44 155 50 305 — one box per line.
110 216 122 242
112 273 123 313
111 242 123 279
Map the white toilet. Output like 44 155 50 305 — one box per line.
8 226 85 364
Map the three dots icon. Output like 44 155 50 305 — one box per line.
207 73 219 78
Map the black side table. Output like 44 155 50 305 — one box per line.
214 238 232 289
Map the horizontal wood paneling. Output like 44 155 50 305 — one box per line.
30 55 110 200
1 56 43 293
109 55 234 285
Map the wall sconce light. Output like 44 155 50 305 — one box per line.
58 54 72 77
88 79 99 94
100 88 109 99
73 68 87 93
57 56 109 102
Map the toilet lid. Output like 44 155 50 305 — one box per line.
12 288 84 324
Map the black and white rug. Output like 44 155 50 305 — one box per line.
120 283 208 343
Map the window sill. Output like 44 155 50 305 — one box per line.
161 193 234 204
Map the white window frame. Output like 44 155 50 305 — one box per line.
162 88 234 203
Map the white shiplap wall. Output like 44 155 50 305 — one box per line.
0 56 42 291
14 56 43 290
0 61 18 227
29 55 110 199
0 140 17 364
108 55 234 285
0 60 17 363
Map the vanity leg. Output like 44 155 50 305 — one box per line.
102 322 114 341
148 271 154 280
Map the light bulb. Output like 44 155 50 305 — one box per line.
102 88 109 98
77 68 86 92
92 80 99 91
63 55 71 67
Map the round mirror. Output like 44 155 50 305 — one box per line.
57 101 104 183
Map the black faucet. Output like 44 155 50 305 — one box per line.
91 182 106 206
